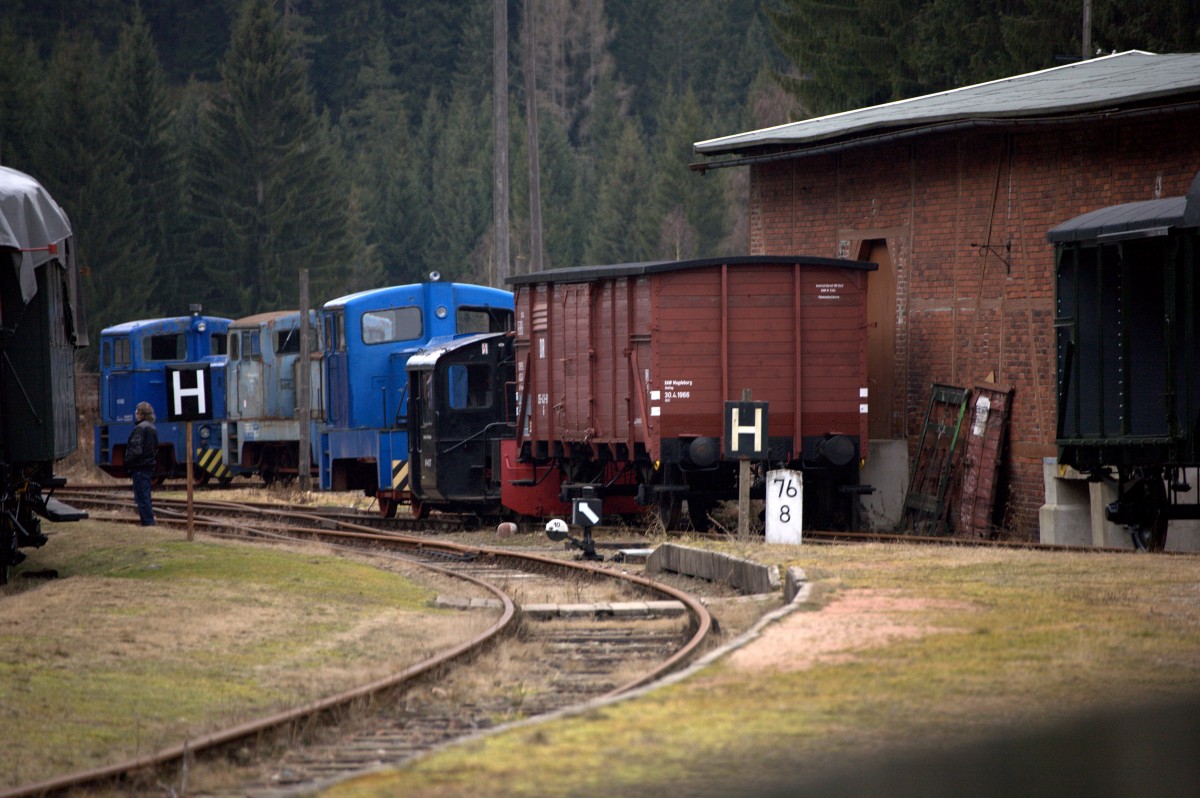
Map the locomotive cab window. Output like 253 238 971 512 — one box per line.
362 306 421 344
325 312 344 353
457 306 513 334
228 332 239 360
113 337 131 367
446 363 492 409
277 329 301 354
145 333 185 361
211 333 227 356
240 330 262 360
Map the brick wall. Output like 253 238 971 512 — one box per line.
748 110 1200 537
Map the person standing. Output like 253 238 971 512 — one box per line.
126 401 158 526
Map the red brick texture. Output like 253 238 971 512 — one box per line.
747 111 1200 537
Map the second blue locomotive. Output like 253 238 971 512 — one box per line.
319 276 514 516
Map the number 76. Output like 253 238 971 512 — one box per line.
772 477 798 498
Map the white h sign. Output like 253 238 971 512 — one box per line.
172 369 207 417
166 365 213 421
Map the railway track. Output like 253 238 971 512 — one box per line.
6 492 714 798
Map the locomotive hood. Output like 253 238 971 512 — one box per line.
0 166 88 346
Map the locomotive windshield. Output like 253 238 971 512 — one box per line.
362 306 422 344
229 330 263 360
104 336 131 368
145 333 185 361
457 306 513 334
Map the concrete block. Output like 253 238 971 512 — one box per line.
859 438 909 531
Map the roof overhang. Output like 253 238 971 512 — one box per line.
693 51 1200 172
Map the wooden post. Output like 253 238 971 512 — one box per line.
185 420 195 541
298 269 312 493
738 388 751 537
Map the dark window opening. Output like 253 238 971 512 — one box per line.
447 363 492 409
146 333 184 361
457 306 513 334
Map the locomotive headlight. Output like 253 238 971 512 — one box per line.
198 425 212 441
435 305 449 319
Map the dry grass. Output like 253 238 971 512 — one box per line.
322 543 1200 798
0 520 496 790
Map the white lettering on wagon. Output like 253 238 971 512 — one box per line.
663 379 693 402
816 282 845 300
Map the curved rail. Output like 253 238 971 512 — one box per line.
6 496 713 797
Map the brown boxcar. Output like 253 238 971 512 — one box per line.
505 255 875 530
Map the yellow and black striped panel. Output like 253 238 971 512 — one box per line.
391 460 409 491
197 447 232 480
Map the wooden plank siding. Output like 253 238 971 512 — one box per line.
513 258 871 465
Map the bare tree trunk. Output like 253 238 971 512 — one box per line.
1081 0 1092 59
525 0 544 273
493 0 510 285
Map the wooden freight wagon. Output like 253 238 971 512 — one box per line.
505 255 876 530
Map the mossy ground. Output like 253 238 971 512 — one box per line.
0 520 491 789
321 544 1200 798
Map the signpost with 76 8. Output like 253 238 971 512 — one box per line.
765 468 803 544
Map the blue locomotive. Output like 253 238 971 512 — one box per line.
319 275 513 517
94 308 233 483
224 310 322 485
0 166 88 583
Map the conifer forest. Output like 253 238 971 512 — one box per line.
2 0 1196 365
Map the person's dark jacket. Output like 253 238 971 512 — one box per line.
125 420 158 472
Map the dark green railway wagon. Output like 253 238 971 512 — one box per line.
1050 169 1200 549
0 166 89 582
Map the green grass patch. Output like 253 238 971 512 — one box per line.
0 520 469 789
322 543 1200 798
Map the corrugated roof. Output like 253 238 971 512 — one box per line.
694 51 1200 158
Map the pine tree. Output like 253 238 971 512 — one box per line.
32 32 151 364
340 35 424 287
648 89 725 260
189 0 356 318
109 3 184 315
0 25 42 167
421 84 493 283
766 0 912 116
585 119 652 264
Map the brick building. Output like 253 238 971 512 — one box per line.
693 52 1200 537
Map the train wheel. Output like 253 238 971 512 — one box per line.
0 521 15 586
378 496 398 518
409 501 430 520
656 491 682 530
193 470 211 487
687 498 713 532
